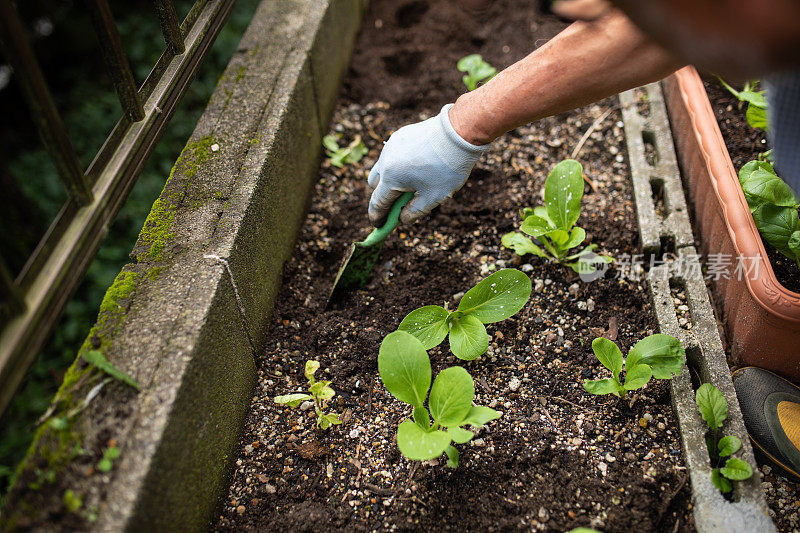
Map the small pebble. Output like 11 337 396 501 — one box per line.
508 377 521 391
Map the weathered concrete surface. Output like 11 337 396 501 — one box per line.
0 0 364 530
620 84 694 255
622 84 775 531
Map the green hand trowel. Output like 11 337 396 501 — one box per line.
328 191 414 303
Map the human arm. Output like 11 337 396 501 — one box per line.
449 9 682 145
368 9 682 225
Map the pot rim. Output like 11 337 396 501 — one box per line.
672 66 800 321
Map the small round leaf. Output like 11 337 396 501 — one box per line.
720 457 753 481
398 305 450 349
378 331 431 408
449 314 489 360
429 367 474 427
397 420 451 461
457 269 532 323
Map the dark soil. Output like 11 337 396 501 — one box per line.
703 80 800 293
213 2 693 531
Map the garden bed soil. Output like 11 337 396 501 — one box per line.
213 2 694 531
703 80 800 293
702 78 800 530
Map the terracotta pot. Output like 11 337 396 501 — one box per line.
662 66 800 382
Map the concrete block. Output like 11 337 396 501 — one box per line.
0 0 365 529
620 84 694 255
623 84 775 531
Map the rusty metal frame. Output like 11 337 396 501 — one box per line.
0 0 238 415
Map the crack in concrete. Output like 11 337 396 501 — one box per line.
203 254 255 350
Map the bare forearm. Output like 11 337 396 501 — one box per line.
449 11 683 145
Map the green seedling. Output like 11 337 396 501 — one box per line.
97 446 120 473
718 77 768 131
502 160 613 274
323 134 367 167
274 361 342 430
398 269 531 360
83 350 140 390
378 331 501 467
63 489 83 513
695 383 754 493
739 160 800 268
457 54 497 91
583 334 685 398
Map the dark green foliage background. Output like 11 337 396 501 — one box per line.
0 0 260 491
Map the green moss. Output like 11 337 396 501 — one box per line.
145 267 164 281
136 136 216 261
235 65 246 83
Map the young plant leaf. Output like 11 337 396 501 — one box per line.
746 103 768 130
447 426 474 444
741 169 800 209
456 268 532 323
521 215 553 237
628 334 685 379
718 435 742 457
583 378 624 397
623 364 653 391
378 331 431 408
544 159 583 230
274 393 313 407
413 406 431 430
449 314 489 360
82 350 140 391
399 305 450 349
591 337 623 381
429 367 474 427
712 468 733 493
563 227 586 249
445 444 459 468
696 383 728 430
720 457 754 480
753 204 800 258
739 160 775 188
501 232 548 258
457 54 497 91
396 420 451 461
305 360 320 384
461 405 502 427
309 382 335 400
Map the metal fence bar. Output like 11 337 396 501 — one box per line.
0 0 93 206
0 257 25 317
86 0 146 121
154 0 185 54
0 0 238 417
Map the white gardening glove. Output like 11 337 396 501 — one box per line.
368 104 491 226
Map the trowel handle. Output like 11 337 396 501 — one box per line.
361 191 414 247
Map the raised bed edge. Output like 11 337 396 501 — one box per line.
620 83 774 532
0 0 366 530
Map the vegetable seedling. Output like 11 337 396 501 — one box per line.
97 446 120 473
457 54 497 91
274 361 342 430
738 160 800 268
398 269 532 360
322 134 367 168
378 331 501 467
718 77 768 131
583 334 685 398
695 383 754 493
502 160 613 274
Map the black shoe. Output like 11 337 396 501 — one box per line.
732 367 800 481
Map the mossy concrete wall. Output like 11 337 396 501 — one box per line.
0 0 365 530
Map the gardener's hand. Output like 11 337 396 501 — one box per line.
368 104 491 226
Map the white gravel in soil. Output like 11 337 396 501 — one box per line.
212 97 790 532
